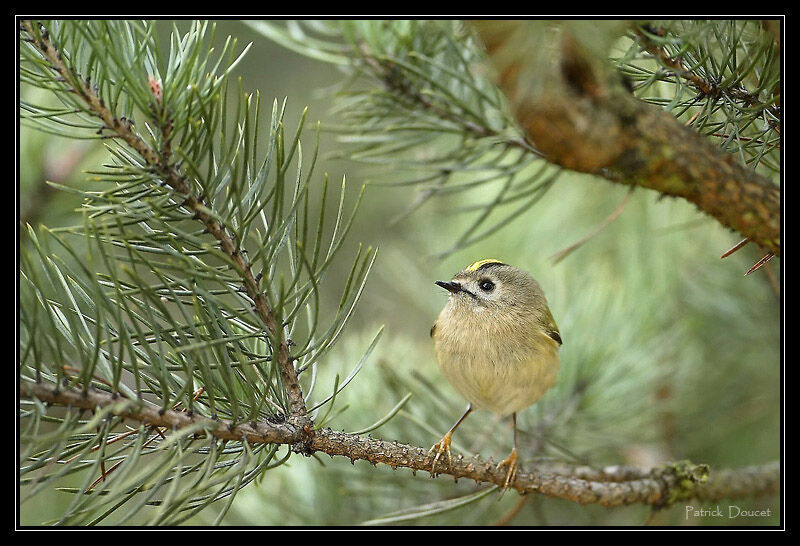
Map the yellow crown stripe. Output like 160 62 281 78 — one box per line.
465 259 504 272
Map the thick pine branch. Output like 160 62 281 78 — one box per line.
22 382 780 508
20 19 308 419
474 21 781 256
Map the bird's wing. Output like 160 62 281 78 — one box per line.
540 307 562 345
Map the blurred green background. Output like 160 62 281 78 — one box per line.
19 20 780 526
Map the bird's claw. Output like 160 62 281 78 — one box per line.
496 448 518 490
427 431 453 477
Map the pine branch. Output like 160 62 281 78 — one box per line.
356 41 533 153
632 26 780 125
23 381 780 508
22 382 303 444
278 21 560 257
474 21 781 256
20 19 308 419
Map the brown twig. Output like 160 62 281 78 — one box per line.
745 253 774 276
550 187 633 264
721 238 750 259
493 495 530 526
21 20 308 419
633 28 715 97
22 382 303 445
21 382 780 508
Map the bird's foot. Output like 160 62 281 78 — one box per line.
496 447 518 490
427 431 454 477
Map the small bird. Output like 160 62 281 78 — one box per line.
429 259 562 488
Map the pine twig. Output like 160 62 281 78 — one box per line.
632 26 781 123
20 19 308 420
22 382 303 445
22 382 781 508
356 41 535 154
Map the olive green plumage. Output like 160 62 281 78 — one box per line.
431 259 561 416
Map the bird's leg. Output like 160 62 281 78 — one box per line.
496 413 519 489
428 404 472 476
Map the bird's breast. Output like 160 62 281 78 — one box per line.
433 311 560 416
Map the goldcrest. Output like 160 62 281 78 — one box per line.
429 259 562 488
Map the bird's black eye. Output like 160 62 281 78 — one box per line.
479 279 495 292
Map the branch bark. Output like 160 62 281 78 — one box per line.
21 20 308 418
473 21 781 256
21 382 780 509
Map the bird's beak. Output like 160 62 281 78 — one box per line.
435 280 462 294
